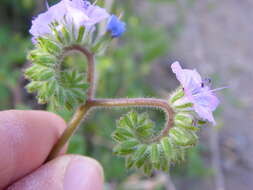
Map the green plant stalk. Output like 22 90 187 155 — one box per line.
47 104 91 161
47 45 95 161
87 98 174 142
47 45 174 161
63 45 96 98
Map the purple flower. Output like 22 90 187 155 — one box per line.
30 0 109 39
107 15 126 38
171 62 220 125
65 0 109 26
30 0 65 38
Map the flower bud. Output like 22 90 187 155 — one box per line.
107 15 126 38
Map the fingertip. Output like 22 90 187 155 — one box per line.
7 155 104 190
64 155 104 190
0 110 67 189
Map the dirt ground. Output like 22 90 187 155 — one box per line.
144 0 253 189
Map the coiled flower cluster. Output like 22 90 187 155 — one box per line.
25 0 223 175
25 0 125 109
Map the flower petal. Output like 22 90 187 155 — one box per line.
194 104 216 125
29 0 109 39
171 61 221 125
193 89 219 111
171 62 202 94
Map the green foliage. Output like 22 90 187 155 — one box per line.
186 146 211 177
68 134 87 155
1 0 34 12
0 28 31 109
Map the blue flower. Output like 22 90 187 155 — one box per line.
30 0 109 40
107 15 126 38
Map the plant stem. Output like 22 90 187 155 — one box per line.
47 45 96 161
47 46 174 161
47 97 174 161
64 45 96 98
87 98 174 142
47 104 91 161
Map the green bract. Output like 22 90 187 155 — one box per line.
112 111 200 175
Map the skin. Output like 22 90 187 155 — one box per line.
0 110 103 190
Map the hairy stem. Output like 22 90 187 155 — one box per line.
47 45 96 161
47 104 91 161
87 98 174 142
64 45 96 98
47 46 174 160
47 97 174 160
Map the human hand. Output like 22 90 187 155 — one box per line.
0 110 103 190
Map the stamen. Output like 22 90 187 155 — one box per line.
193 86 227 97
210 86 228 92
84 0 91 8
202 78 212 87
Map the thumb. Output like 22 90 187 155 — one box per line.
7 155 104 190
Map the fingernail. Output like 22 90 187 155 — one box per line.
64 158 103 190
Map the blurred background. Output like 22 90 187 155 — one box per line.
0 0 253 189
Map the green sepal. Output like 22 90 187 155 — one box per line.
134 144 148 168
170 127 198 146
151 144 159 164
174 113 200 131
113 127 134 139
77 26 85 43
91 33 111 55
26 81 43 93
112 131 129 142
154 161 161 170
61 25 71 44
28 50 56 67
117 111 154 141
143 163 152 176
175 113 193 126
169 88 184 104
121 112 135 129
125 157 135 169
113 140 139 156
160 137 172 159
197 120 207 125
174 102 194 110
47 80 57 97
37 37 62 55
51 27 64 44
161 157 170 172
25 65 54 81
